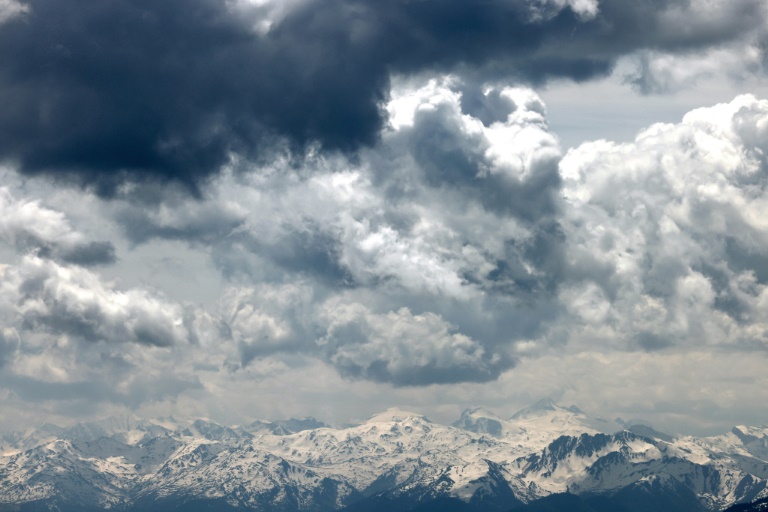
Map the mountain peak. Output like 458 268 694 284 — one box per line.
2 410 767 512
508 399 623 436
510 398 561 419
365 409 431 424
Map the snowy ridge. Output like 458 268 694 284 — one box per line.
0 402 767 511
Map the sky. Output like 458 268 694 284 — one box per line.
0 0 768 436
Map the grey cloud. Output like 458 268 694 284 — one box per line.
375 83 566 300
402 103 562 221
459 86 517 126
0 187 115 266
632 331 674 352
116 81 570 385
642 254 689 298
695 263 751 322
13 79 768 397
0 254 216 413
627 42 768 95
318 305 514 386
0 328 19 367
723 237 768 285
0 0 764 193
220 284 319 366
0 372 202 409
108 173 354 286
10 256 194 346
220 281 521 386
113 196 246 246
223 224 355 287
56 241 116 267
3 375 125 403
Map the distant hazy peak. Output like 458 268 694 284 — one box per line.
510 398 563 420
365 409 431 424
453 407 505 437
459 406 504 420
732 425 765 445
244 417 331 435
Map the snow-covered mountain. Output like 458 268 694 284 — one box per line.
1 401 767 512
454 398 624 455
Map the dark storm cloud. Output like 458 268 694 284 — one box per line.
0 0 764 194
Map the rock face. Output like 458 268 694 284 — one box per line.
1 403 767 512
723 496 768 512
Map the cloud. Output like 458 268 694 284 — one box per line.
0 0 26 24
529 0 600 21
147 79 564 387
220 283 317 365
0 250 212 415
5 256 193 346
0 0 765 193
16 80 768 396
220 281 516 386
124 78 566 307
558 94 768 353
75 77 570 389
0 327 19 367
113 191 247 246
627 43 767 95
319 304 513 386
0 372 201 408
0 187 115 265
4 52 768 431
362 79 566 302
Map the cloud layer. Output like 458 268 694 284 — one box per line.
559 94 768 353
0 0 766 194
1 0 768 432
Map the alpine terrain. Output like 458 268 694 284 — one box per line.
1 400 767 512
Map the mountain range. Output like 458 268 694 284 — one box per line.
1 399 766 512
